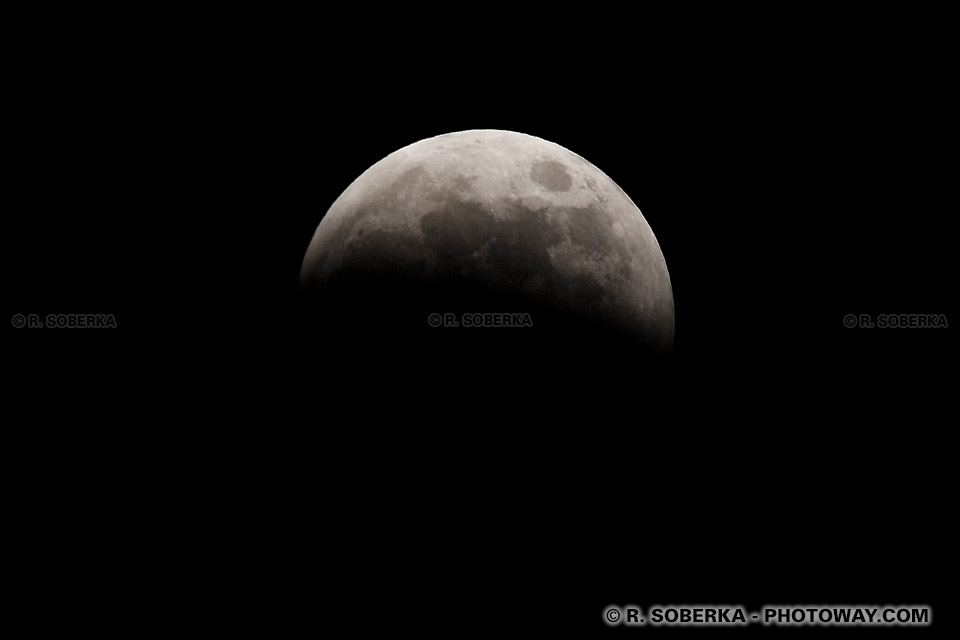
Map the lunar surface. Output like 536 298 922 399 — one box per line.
299 130 674 360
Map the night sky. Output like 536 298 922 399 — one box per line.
7 10 953 636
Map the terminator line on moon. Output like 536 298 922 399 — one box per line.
299 129 674 358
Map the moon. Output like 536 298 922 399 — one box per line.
299 130 674 362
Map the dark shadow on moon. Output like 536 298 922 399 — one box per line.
296 276 671 384
300 199 672 372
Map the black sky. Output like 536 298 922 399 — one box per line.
6 11 954 636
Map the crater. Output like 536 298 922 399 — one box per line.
531 160 572 192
